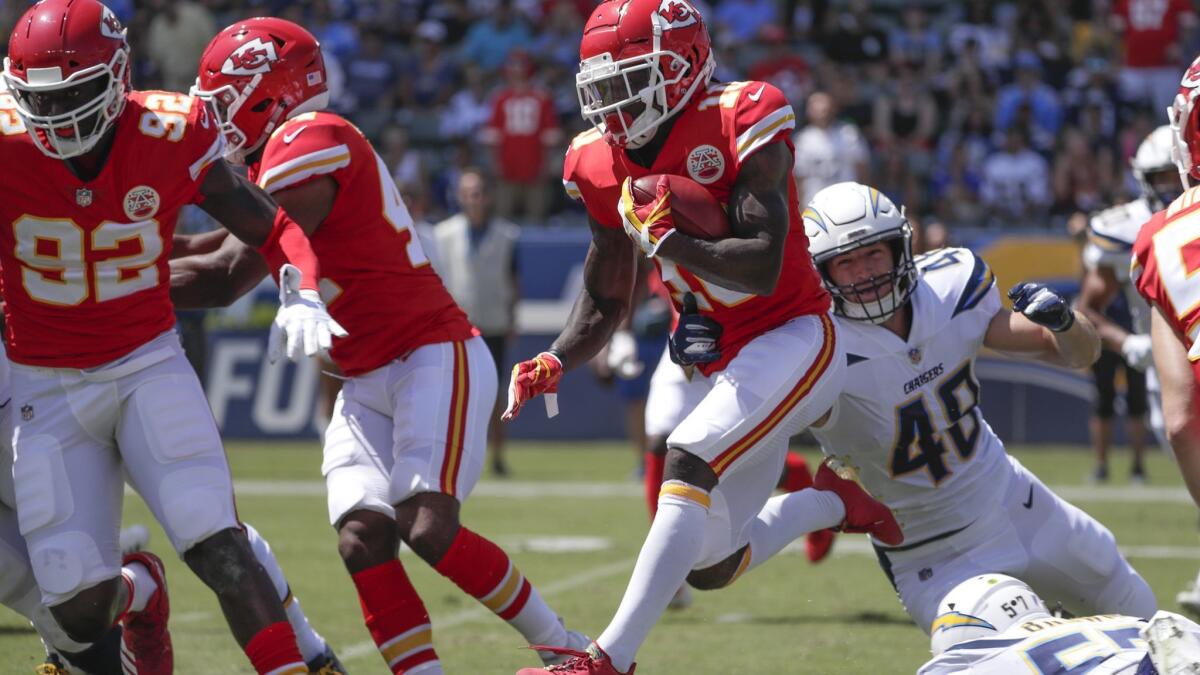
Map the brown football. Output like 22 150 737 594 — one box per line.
628 174 731 240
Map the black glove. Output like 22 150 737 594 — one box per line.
668 293 723 366
1008 282 1075 332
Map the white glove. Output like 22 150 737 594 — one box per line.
267 264 348 363
606 329 644 380
1120 333 1153 372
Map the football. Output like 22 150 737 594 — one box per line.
628 173 731 240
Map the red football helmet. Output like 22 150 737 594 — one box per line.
2 0 130 159
576 0 714 149
192 17 328 165
1169 53 1200 187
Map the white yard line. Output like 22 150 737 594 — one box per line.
125 480 1195 504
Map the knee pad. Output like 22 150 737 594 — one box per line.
157 467 238 553
27 531 107 602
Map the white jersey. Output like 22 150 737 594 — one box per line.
1082 198 1153 335
918 614 1152 675
811 248 1011 545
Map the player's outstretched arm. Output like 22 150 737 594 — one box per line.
169 234 268 309
653 142 791 296
985 283 1100 369
502 218 635 421
1077 265 1152 369
1151 306 1200 506
170 230 232 259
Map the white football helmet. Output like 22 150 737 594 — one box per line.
1133 125 1183 210
803 182 916 324
929 574 1051 656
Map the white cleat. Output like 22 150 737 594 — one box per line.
1144 611 1200 674
668 584 693 611
538 621 592 666
1178 577 1200 616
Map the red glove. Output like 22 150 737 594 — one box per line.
502 352 564 421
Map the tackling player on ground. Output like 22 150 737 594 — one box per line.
802 181 1155 633
0 2 343 673
920 574 1199 674
502 2 901 673
170 17 590 674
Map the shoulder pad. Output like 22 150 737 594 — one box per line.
916 247 995 317
1087 199 1152 251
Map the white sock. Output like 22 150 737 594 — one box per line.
597 480 709 672
513 591 567 647
286 596 328 662
744 489 845 574
244 523 328 661
122 562 158 613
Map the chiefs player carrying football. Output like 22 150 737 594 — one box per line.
1134 54 1200 510
170 17 590 674
504 1 901 673
0 1 343 674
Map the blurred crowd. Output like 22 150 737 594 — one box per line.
2 0 1198 231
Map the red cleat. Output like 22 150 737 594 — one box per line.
805 527 836 563
814 459 904 546
120 551 173 675
517 644 634 675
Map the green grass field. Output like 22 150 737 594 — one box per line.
1 442 1195 674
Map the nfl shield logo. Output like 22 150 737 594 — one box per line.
908 347 922 364
75 188 93 207
20 404 32 422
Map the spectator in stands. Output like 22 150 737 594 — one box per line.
821 0 888 66
872 66 938 157
309 0 359 61
714 0 777 44
1111 0 1196 111
981 127 1052 225
461 0 533 73
532 2 584 70
948 0 1011 74
747 25 811 108
344 28 397 113
405 20 458 109
482 50 562 223
1053 127 1115 215
930 142 986 228
431 168 522 477
440 63 493 141
381 125 425 201
792 91 869 206
144 0 216 92
995 52 1063 153
889 6 943 75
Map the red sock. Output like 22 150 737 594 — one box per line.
644 451 665 520
244 622 306 675
351 560 438 674
781 452 813 493
435 527 532 620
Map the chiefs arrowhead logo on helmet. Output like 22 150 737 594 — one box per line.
1183 55 1200 88
99 6 124 40
222 37 278 76
656 0 698 29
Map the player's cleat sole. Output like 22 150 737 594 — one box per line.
519 643 634 674
538 626 593 666
307 645 349 674
121 551 173 675
805 528 835 563
667 584 693 610
814 458 903 546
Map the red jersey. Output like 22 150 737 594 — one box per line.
249 112 475 377
486 87 560 183
1132 186 1200 384
1113 0 1193 68
563 80 830 375
0 90 225 367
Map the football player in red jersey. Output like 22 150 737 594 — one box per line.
1133 53 1200 510
0 2 343 674
170 17 591 674
503 1 900 673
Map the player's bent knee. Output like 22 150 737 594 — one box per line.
49 579 121 644
662 447 717 491
686 548 746 591
157 467 238 553
396 494 460 564
336 510 397 572
184 527 258 594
